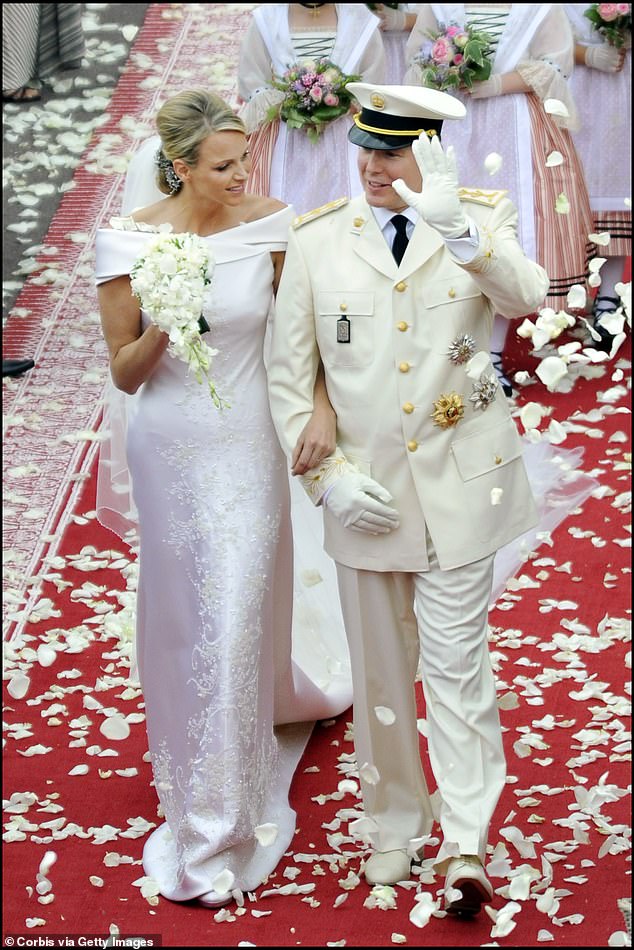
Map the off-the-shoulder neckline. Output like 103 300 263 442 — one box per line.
107 205 292 238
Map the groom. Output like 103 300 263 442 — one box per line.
268 83 548 915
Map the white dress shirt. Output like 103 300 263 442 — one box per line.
370 204 480 263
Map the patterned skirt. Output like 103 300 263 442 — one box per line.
527 94 594 309
37 3 84 78
2 3 40 91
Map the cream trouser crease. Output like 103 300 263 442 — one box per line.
336 544 506 865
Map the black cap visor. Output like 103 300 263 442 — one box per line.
347 106 443 150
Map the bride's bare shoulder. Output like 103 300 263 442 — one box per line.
129 199 173 228
242 195 288 222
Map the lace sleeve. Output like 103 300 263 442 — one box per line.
516 6 579 131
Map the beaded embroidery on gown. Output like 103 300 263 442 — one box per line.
95 208 352 900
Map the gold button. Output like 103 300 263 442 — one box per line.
353 217 364 228
339 303 347 312
407 440 418 452
395 281 407 293
494 455 502 465
403 402 414 414
448 288 457 298
397 321 409 332
399 362 411 373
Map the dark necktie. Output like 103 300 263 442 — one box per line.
391 214 410 265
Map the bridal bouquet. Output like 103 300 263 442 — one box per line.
267 58 361 143
130 232 227 409
584 3 631 47
411 21 493 90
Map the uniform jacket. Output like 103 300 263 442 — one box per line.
268 191 550 572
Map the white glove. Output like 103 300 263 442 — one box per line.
469 73 503 98
584 44 625 72
377 6 407 31
325 472 400 534
392 133 468 239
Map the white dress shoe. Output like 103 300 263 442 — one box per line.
364 849 412 885
198 889 233 908
444 854 493 916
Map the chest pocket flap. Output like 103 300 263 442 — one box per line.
317 291 374 316
422 275 482 310
452 416 524 481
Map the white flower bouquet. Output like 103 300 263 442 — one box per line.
130 231 227 408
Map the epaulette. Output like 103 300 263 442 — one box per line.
458 187 508 208
292 197 349 229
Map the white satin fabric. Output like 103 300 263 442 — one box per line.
95 209 352 900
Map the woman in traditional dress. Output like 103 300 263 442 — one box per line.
565 2 631 349
404 4 593 394
95 89 352 908
237 2 386 213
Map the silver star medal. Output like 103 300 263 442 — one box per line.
469 373 498 411
447 333 476 365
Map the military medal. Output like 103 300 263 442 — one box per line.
337 315 351 343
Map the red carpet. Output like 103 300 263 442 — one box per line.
3 4 631 947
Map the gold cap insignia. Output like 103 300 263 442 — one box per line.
371 93 385 109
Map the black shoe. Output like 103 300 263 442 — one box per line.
490 351 513 397
3 358 35 377
591 294 620 353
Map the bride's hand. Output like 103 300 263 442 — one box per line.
291 405 336 476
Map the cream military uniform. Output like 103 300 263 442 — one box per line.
267 83 550 888
271 191 547 572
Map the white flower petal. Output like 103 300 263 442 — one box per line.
359 762 381 785
545 150 564 167
588 232 611 246
38 851 57 877
555 193 570 215
520 402 546 431
211 868 235 895
465 350 491 380
68 764 90 776
374 705 396 726
254 823 278 847
8 671 31 699
566 284 587 311
544 98 569 118
409 892 440 928
490 487 504 506
484 152 503 175
100 716 130 741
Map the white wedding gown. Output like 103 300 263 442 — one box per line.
95 208 353 901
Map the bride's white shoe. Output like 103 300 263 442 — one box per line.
198 889 233 908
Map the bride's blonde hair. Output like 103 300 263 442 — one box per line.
155 89 246 195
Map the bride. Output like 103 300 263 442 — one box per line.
95 89 352 907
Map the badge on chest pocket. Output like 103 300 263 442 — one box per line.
337 315 350 343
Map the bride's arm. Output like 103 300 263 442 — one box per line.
98 274 169 395
291 362 337 476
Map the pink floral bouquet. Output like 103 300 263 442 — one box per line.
584 3 631 47
267 58 360 143
411 21 493 91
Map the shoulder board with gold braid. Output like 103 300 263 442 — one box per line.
458 187 508 208
292 197 349 229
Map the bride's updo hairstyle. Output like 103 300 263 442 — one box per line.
154 89 247 196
